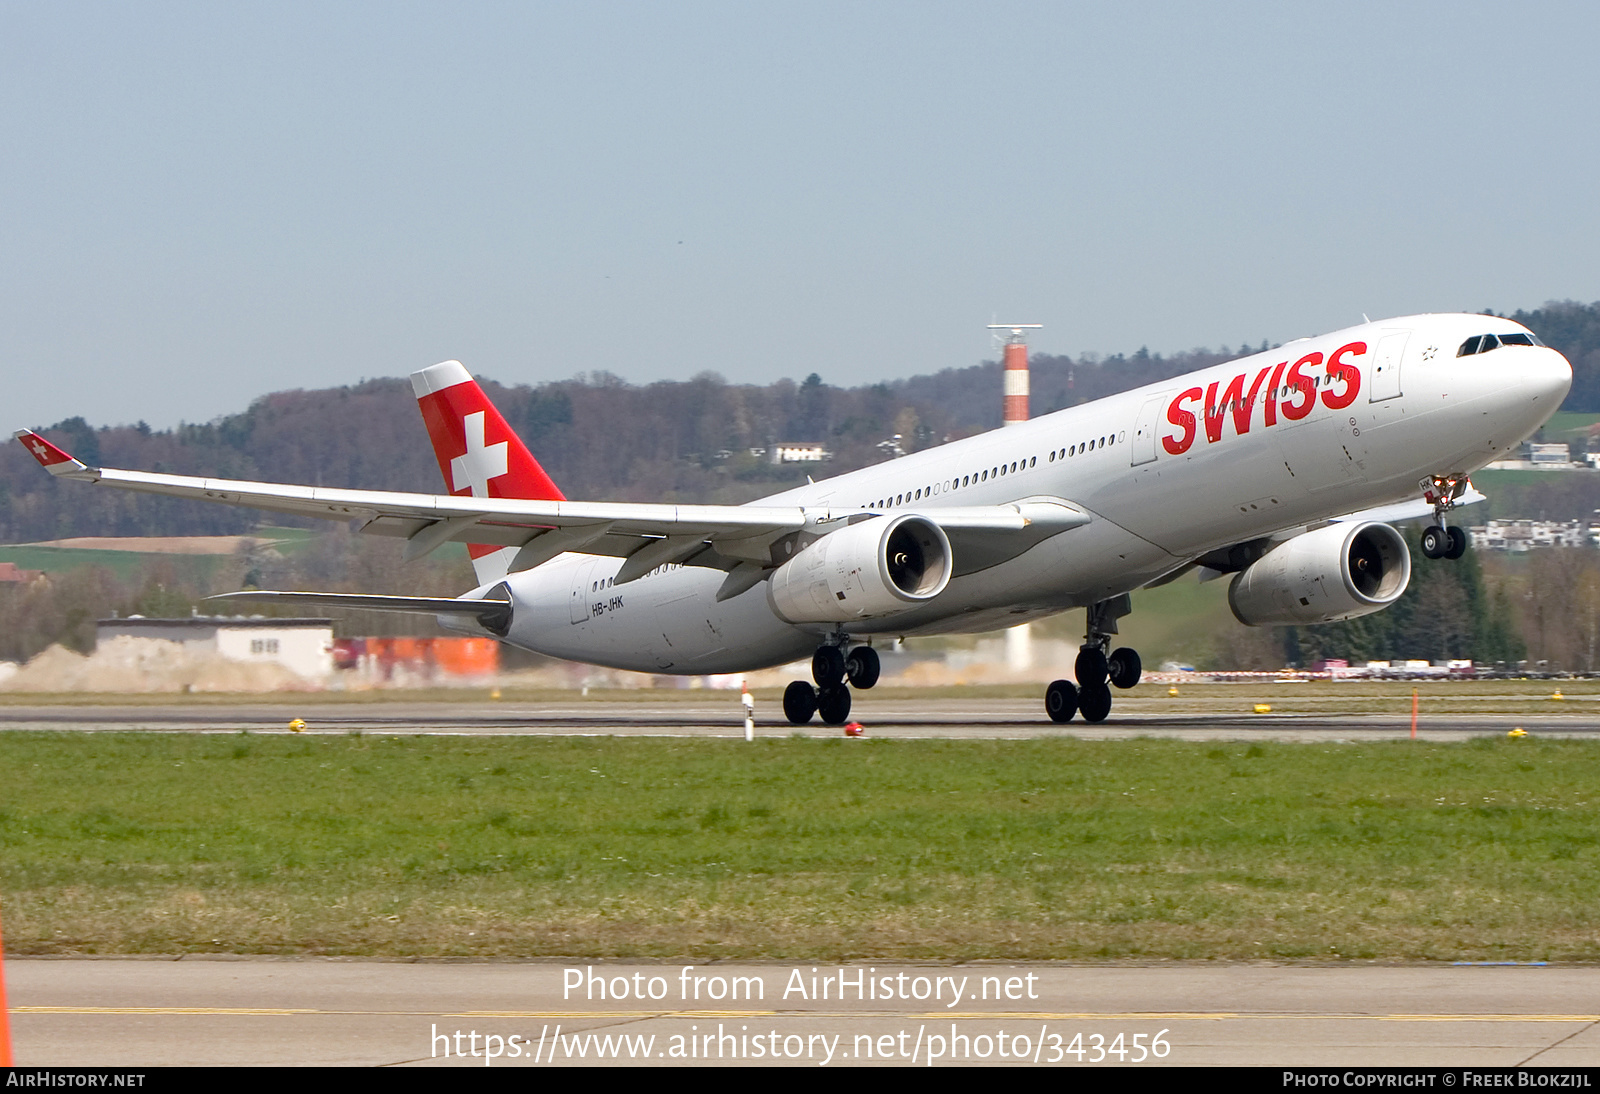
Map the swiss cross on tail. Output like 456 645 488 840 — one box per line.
451 412 508 497
410 362 565 575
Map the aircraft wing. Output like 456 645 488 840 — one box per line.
14 430 1090 579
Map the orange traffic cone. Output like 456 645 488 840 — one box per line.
1 901 13 1065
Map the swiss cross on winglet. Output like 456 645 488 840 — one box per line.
12 430 92 476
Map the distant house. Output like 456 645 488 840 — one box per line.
769 442 832 465
1528 442 1573 467
1486 441 1576 470
0 562 43 586
96 616 334 679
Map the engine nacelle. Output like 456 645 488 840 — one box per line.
767 514 952 624
1227 521 1411 627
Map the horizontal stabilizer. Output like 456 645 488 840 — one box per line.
206 590 510 633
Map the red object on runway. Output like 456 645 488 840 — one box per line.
844 722 864 737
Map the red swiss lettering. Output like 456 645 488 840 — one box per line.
1236 366 1272 436
1264 361 1288 427
1280 352 1321 421
1322 341 1364 410
1204 374 1245 443
1162 387 1201 455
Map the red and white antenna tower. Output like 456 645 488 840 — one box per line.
988 323 1043 675
988 324 1042 428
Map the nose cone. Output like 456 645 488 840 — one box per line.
1495 346 1572 442
1534 346 1574 404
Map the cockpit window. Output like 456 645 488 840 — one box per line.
1457 331 1540 356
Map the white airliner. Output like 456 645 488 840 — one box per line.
16 314 1570 725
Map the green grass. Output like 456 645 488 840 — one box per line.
3 733 1599 961
0 545 228 584
1468 468 1570 489
1540 411 1600 442
0 527 323 582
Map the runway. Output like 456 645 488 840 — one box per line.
0 695 1596 740
8 958 1600 1067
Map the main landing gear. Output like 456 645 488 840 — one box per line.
1419 474 1470 561
1046 594 1142 725
784 640 881 725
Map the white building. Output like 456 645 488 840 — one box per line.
768 442 832 465
1467 519 1593 551
96 616 335 680
1485 441 1577 470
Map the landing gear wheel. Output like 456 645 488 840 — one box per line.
1107 647 1143 689
1446 526 1469 560
1045 679 1079 724
1075 647 1108 688
783 681 818 725
812 646 846 687
845 646 881 689
817 684 852 726
1078 682 1113 724
1421 525 1446 559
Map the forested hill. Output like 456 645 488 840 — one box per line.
5 301 1599 542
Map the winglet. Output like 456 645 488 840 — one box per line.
13 430 93 477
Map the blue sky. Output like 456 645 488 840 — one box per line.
4 1 1597 428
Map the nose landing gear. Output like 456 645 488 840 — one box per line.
1420 474 1470 561
1047 595 1141 724
784 640 882 725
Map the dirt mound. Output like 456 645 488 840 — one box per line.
24 536 277 555
0 636 316 693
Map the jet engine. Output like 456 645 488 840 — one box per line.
1227 521 1410 627
767 514 952 624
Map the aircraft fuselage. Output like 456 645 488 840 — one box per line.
487 313 1571 674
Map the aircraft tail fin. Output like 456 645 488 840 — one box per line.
411 361 565 585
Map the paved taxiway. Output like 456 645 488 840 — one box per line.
9 959 1600 1067
1 696 1597 740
